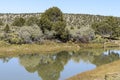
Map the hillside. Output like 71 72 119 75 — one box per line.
1 13 120 27
0 13 120 44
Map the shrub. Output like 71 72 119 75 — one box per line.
30 25 43 41
43 30 56 39
70 26 74 30
0 19 4 26
0 32 5 40
53 21 70 42
92 16 120 39
12 17 25 27
38 16 52 33
69 26 95 43
25 17 39 26
7 32 23 44
1 25 43 44
18 25 43 43
4 24 10 33
77 26 80 29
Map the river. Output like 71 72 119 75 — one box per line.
0 48 120 80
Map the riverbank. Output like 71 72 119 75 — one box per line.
0 40 119 56
68 60 120 80
0 41 80 56
79 41 120 48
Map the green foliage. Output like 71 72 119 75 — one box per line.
1 25 43 44
19 25 43 43
39 7 69 42
0 41 10 47
25 17 39 26
39 7 64 32
12 17 25 27
92 16 120 39
92 22 112 36
53 21 69 41
70 26 74 30
60 29 70 42
43 30 56 39
38 15 52 33
7 32 23 44
77 26 80 29
0 19 4 26
43 7 63 22
92 35 107 43
0 32 5 40
4 24 10 33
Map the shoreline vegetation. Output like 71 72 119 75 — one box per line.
0 40 119 56
0 41 80 56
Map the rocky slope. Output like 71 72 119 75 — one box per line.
0 13 119 27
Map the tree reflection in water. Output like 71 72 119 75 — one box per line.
19 51 71 80
0 57 11 63
92 51 120 66
0 49 119 80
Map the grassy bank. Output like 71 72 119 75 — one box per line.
79 41 120 48
68 60 120 80
0 40 119 56
0 41 80 56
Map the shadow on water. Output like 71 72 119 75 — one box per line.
0 49 120 80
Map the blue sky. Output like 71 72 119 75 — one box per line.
0 0 120 16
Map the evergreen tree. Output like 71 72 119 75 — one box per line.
12 17 25 27
26 17 39 26
0 19 3 26
92 16 120 39
38 7 69 42
4 24 10 33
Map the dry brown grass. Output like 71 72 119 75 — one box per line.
79 41 120 49
0 40 119 57
79 43 104 48
68 60 120 80
0 42 80 56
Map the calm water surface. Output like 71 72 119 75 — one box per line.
0 49 120 80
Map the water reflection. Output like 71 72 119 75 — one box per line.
0 49 120 80
93 51 120 66
19 51 70 80
0 57 11 63
19 50 120 80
